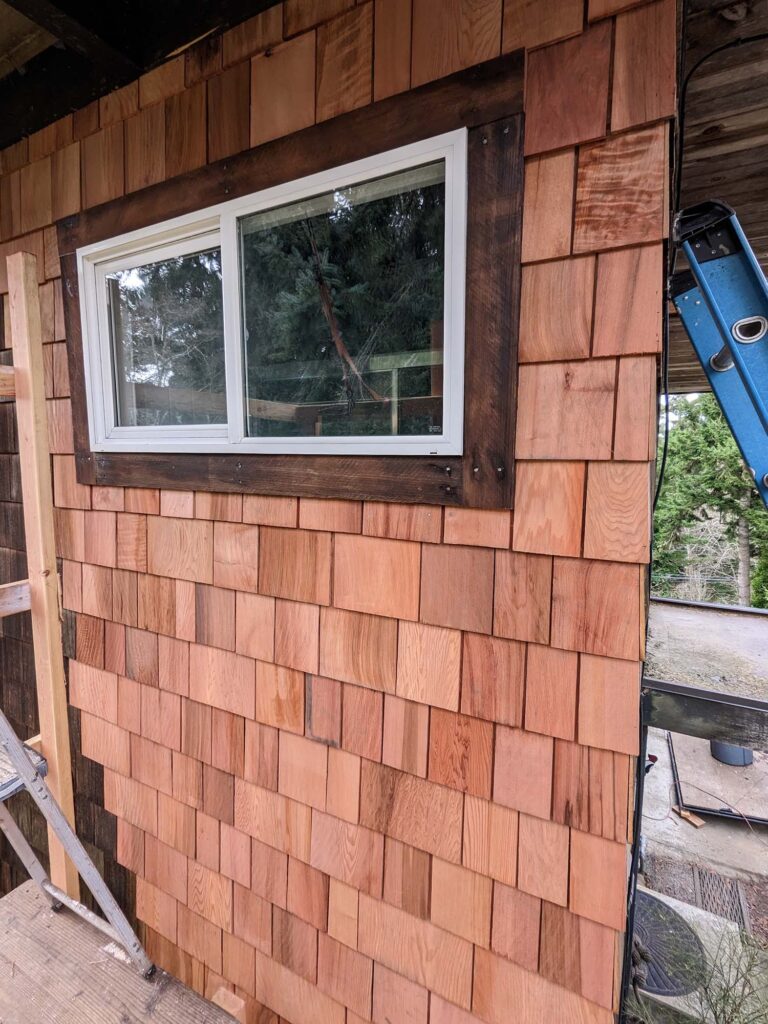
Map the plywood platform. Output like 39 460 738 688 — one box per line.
0 882 235 1024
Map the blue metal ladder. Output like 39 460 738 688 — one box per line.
671 200 768 510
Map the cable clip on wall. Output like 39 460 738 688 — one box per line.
671 200 768 510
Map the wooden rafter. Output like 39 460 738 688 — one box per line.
2 0 139 76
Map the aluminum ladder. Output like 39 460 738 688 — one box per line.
0 250 152 977
672 200 768 510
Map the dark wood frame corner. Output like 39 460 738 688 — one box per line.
58 51 524 508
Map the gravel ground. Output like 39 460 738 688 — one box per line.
646 601 768 701
643 851 768 944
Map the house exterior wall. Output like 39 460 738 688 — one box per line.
0 0 675 1021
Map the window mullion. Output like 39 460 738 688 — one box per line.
221 211 246 446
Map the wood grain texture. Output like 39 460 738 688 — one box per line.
502 0 583 51
411 0 502 87
569 830 628 931
524 643 578 740
382 694 429 777
592 245 663 356
428 708 493 798
515 360 616 461
125 105 166 193
316 4 373 121
147 516 213 584
59 59 523 509
431 858 492 947
373 0 412 100
373 962 429 1024
512 461 585 557
309 810 384 896
539 902 617 1011
574 125 668 252
358 894 473 1008
494 726 554 818
259 527 331 605
284 0 355 36
319 606 397 691
491 882 540 972
382 836 431 920
519 257 595 363
0 881 240 1024
520 150 575 262
524 24 611 154
360 760 463 861
583 461 651 563
493 550 552 644
473 946 614 1024
614 355 657 461
578 653 640 756
397 620 462 711
443 507 510 548
362 501 441 542
461 632 524 726
334 534 420 620
251 34 317 147
611 0 676 132
516 814 569 907
207 63 250 163
551 557 641 660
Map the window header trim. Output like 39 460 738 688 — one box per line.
59 50 524 508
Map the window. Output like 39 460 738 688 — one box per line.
61 53 524 506
78 131 467 456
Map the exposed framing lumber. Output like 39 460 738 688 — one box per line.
2 0 139 76
6 251 78 899
0 366 15 398
0 579 31 617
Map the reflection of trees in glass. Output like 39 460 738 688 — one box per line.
240 169 445 438
109 248 225 426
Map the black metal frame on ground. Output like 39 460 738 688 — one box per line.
642 677 768 753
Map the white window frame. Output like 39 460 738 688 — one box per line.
77 129 468 456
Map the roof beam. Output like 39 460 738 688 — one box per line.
2 0 139 77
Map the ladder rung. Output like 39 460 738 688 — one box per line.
0 579 31 618
40 881 128 949
0 365 14 399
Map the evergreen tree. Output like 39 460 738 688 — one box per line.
654 394 768 606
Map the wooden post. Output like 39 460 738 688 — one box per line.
6 251 79 899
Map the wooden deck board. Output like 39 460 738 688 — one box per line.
0 882 235 1024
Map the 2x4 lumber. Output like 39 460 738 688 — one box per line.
6 250 79 899
0 579 31 617
2 0 140 77
0 365 15 398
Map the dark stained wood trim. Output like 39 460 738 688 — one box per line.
59 53 524 509
58 52 524 254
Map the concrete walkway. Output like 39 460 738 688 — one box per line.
643 728 768 881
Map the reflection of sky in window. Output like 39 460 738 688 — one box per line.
112 267 145 291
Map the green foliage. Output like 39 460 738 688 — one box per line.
653 394 768 605
240 169 445 437
109 248 225 427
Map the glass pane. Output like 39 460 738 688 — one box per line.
106 247 226 427
239 161 446 440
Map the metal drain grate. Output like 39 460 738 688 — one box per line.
693 866 751 931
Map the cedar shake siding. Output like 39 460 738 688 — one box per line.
0 0 673 1020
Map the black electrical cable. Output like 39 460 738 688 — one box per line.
653 24 768 514
620 10 768 1021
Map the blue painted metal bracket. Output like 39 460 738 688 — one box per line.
672 200 768 509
